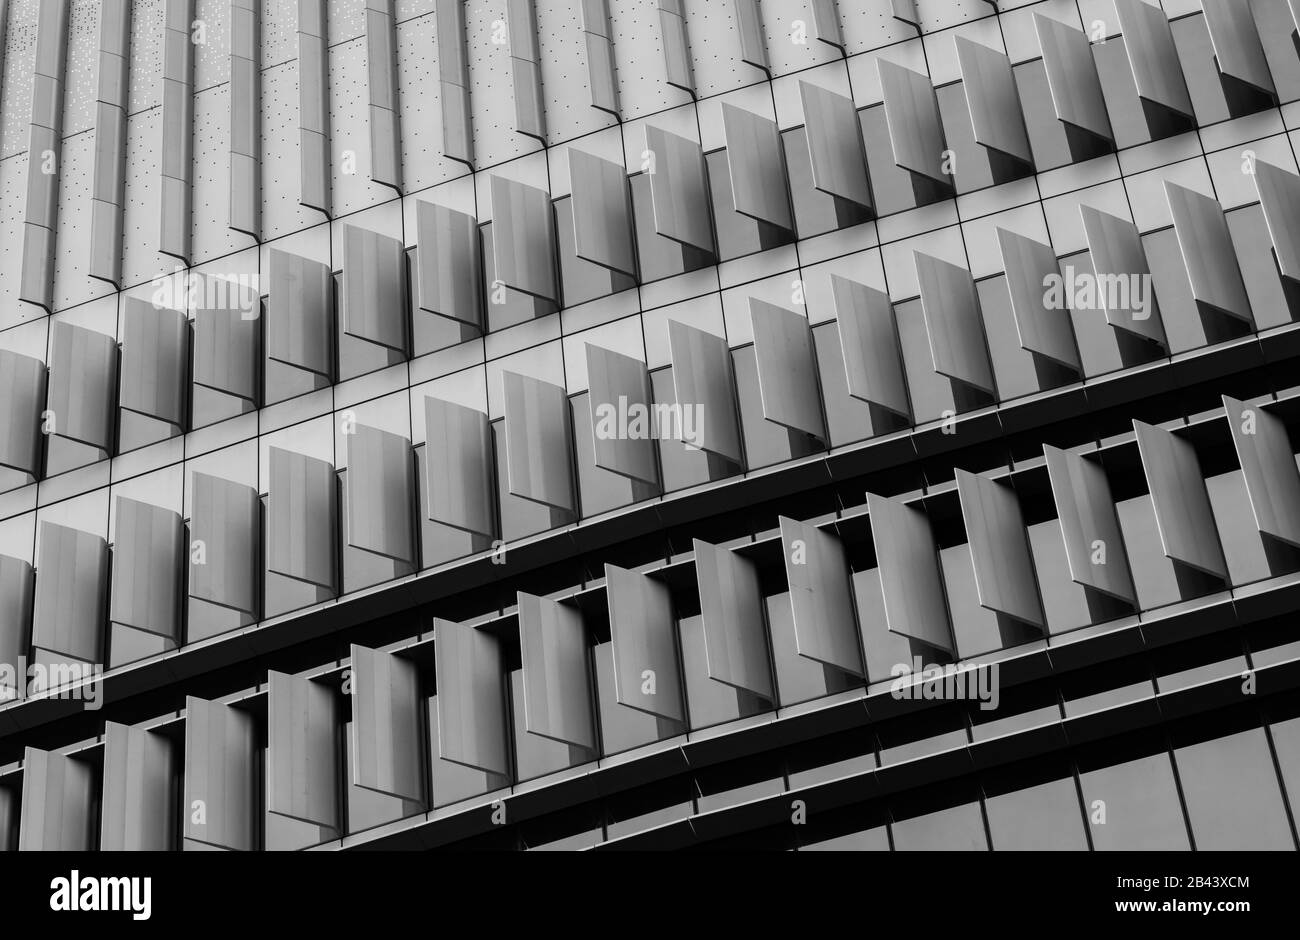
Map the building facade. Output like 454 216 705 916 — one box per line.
0 0 1299 850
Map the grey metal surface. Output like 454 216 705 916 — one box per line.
1033 12 1113 143
645 124 713 254
193 286 260 402
658 0 695 95
490 174 558 302
32 522 108 663
90 0 132 285
1079 204 1166 347
780 516 864 676
1164 180 1252 323
914 251 996 396
299 0 332 211
569 148 637 277
503 369 575 512
267 249 333 377
268 447 337 590
416 201 482 327
183 695 258 850
366 0 404 190
668 318 742 464
1253 159 1300 285
605 562 685 721
507 0 546 140
346 424 415 564
693 538 774 700
581 0 620 116
585 343 659 486
0 556 34 684
518 591 596 750
721 102 793 232
1133 420 1228 579
436 0 474 166
734 0 769 73
867 493 956 654
955 35 1032 166
230 0 261 236
110 496 184 639
1202 0 1275 95
1114 0 1194 120
1223 395 1300 549
877 58 950 186
749 298 827 441
343 224 408 353
188 472 261 616
832 274 911 419
350 644 423 802
996 227 1081 370
0 350 46 476
955 469 1045 629
424 396 495 538
19 747 94 851
799 81 872 210
268 670 340 828
160 0 195 261
1043 444 1137 604
434 617 510 775
101 721 176 850
120 300 189 427
48 322 118 451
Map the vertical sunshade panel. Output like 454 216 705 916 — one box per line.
694 539 774 700
1044 444 1137 604
1133 420 1228 580
605 563 686 722
955 469 1045 630
518 591 596 751
182 696 258 851
780 516 864 675
435 618 511 775
866 494 955 654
